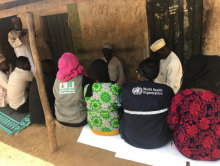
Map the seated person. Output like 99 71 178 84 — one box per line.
29 59 56 124
84 59 121 136
53 53 93 127
101 44 126 86
167 55 220 161
0 55 10 107
150 38 182 94
8 56 33 112
120 58 174 149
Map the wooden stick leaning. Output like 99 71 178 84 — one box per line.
26 12 58 153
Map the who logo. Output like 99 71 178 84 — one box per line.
132 87 143 95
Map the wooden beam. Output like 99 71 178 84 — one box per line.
0 0 85 19
26 12 58 153
0 0 15 4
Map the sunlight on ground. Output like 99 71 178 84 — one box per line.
0 142 53 166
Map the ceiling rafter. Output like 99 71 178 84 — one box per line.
0 0 85 19
0 0 16 4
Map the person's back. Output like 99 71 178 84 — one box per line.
84 59 121 136
29 59 56 124
53 52 91 127
8 56 33 112
120 81 173 149
53 74 87 124
120 57 174 149
167 55 220 161
85 82 121 136
168 89 220 160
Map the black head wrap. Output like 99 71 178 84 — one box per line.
181 55 220 94
86 59 110 97
89 59 110 82
138 58 160 80
41 59 56 74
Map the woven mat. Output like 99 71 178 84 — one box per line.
0 106 30 135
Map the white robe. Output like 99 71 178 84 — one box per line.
8 30 35 72
154 51 183 94
0 71 8 107
101 56 126 87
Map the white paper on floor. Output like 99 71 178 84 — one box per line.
115 140 186 166
170 144 220 166
78 125 220 166
77 125 122 152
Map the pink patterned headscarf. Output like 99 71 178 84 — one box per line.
57 53 88 82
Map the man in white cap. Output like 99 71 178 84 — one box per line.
8 17 35 72
150 39 182 93
101 43 126 86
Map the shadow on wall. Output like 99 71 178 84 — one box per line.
81 47 135 55
68 0 149 84
0 16 17 66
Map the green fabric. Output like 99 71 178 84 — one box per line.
84 83 121 132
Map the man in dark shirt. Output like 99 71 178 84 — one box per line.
29 59 56 124
120 57 174 149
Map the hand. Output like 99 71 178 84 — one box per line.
18 31 26 39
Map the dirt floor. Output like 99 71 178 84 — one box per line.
0 121 148 166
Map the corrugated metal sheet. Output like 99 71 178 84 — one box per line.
147 0 203 66
42 13 75 67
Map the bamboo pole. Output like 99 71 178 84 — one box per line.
25 12 58 153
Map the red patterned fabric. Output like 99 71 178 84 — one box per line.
167 89 220 161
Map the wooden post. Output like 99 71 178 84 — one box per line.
26 12 58 153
